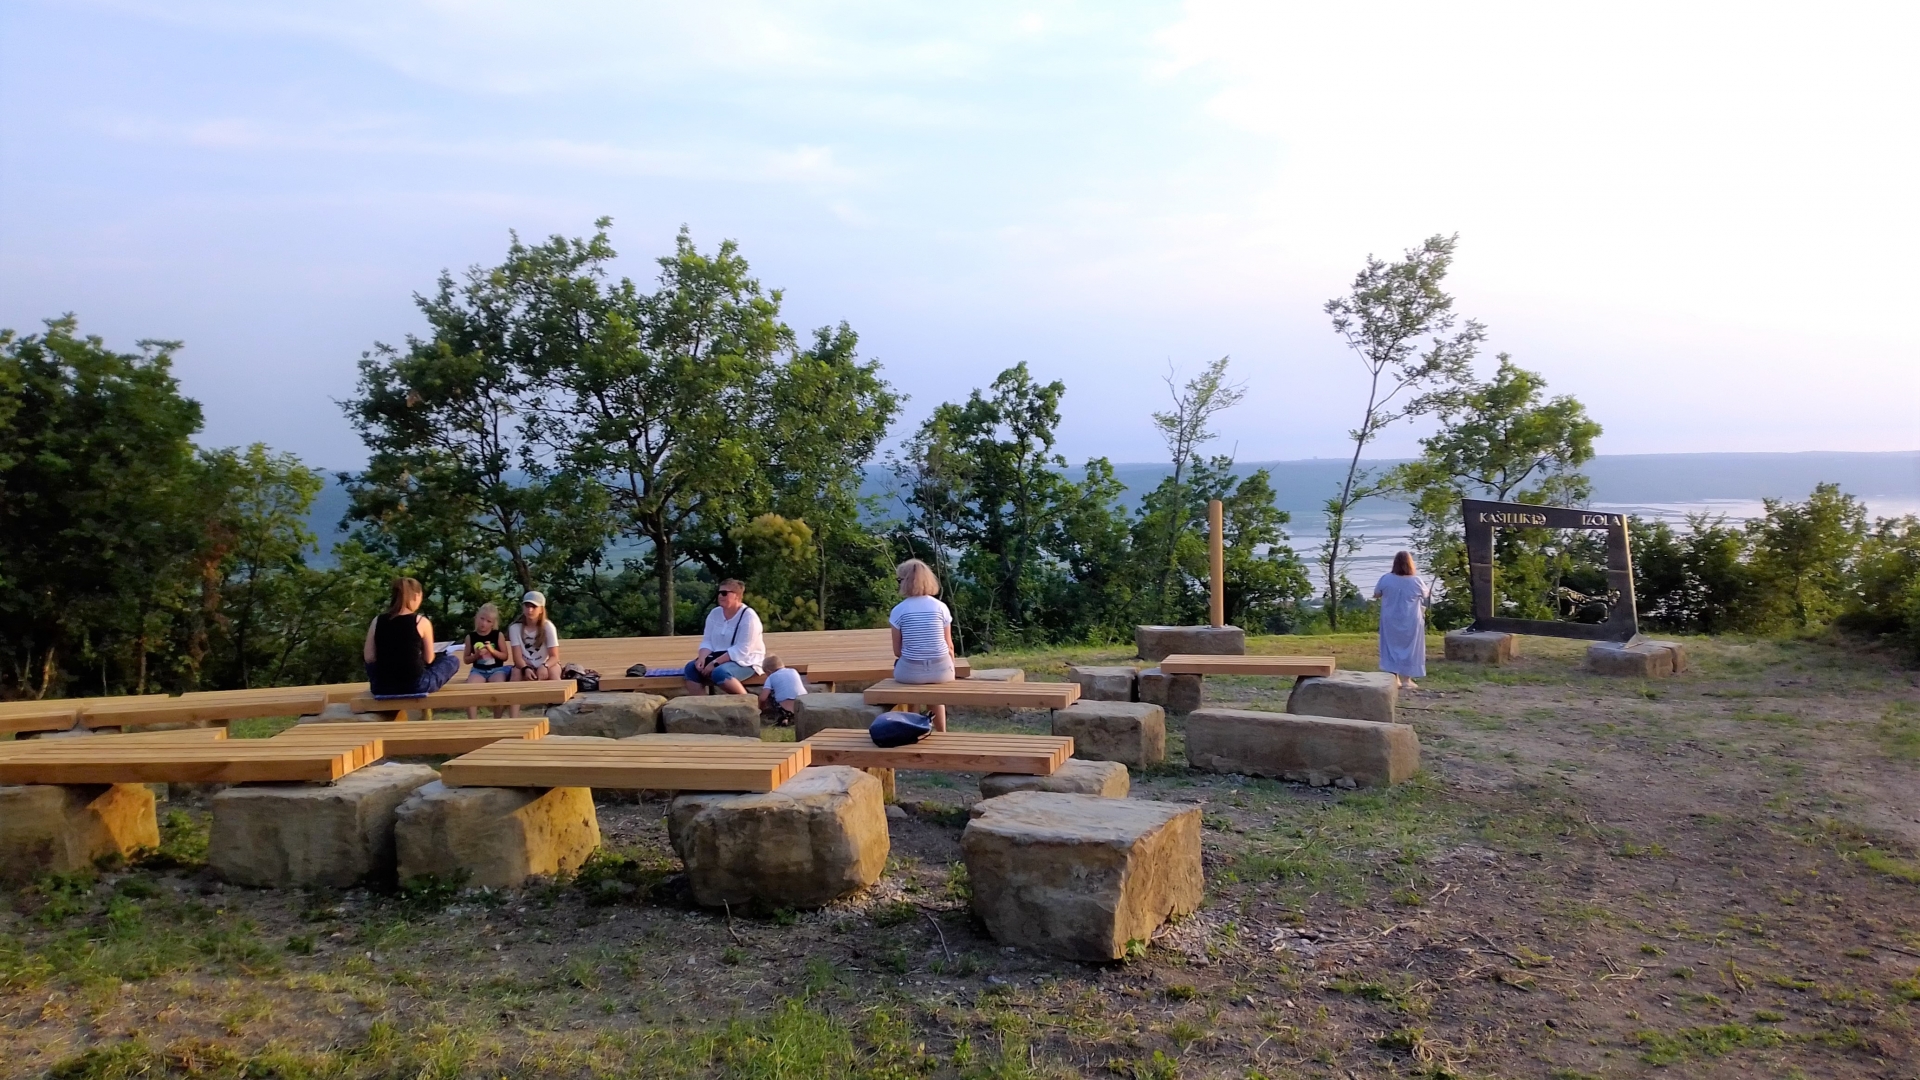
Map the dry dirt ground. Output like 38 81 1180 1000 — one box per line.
5 633 1920 1079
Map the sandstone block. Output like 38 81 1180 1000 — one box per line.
948 668 1033 725
662 695 761 738
1067 665 1137 702
297 702 386 725
793 693 882 740
1443 630 1518 665
865 767 897 803
1288 670 1398 723
395 782 600 890
1587 641 1674 677
968 668 1026 683
1136 667 1203 714
546 692 664 738
962 792 1202 961
1187 708 1419 787
980 759 1129 799
1644 640 1689 674
667 766 887 909
1134 624 1245 663
209 764 437 888
0 784 158 882
1052 701 1166 768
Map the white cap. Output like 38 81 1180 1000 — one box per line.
521 590 546 607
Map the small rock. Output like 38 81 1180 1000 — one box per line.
885 804 907 821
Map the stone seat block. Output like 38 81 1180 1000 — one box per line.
297 702 385 725
980 759 1129 799
1587 641 1675 677
1186 708 1419 788
209 763 437 888
1052 701 1166 768
793 693 883 740
962 791 1202 961
667 766 887 909
1136 667 1203 714
1134 624 1245 663
1443 630 1518 665
661 695 761 738
1643 640 1689 673
395 781 600 890
546 692 664 738
1066 665 1136 702
0 784 158 883
1287 670 1398 723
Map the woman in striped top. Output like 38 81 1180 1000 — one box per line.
889 558 956 731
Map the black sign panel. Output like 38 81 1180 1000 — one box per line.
1462 499 1638 642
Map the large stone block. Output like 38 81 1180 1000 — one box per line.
968 668 1026 683
0 784 158 882
963 792 1202 961
546 692 664 738
1186 708 1419 788
1443 630 1518 665
209 764 437 888
395 782 600 890
1136 667 1203 714
793 693 882 741
1587 641 1675 677
667 766 887 909
1287 670 1398 723
948 668 1032 725
979 759 1129 799
1644 640 1689 674
1066 665 1136 702
297 702 387 725
1133 625 1245 663
661 695 762 738
1052 701 1165 768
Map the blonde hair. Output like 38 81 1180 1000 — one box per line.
474 602 500 628
896 559 940 597
1392 551 1417 576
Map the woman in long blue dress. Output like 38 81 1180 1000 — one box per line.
1374 551 1433 690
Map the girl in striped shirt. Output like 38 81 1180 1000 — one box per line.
889 558 956 731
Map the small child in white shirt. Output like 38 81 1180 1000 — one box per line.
756 655 808 727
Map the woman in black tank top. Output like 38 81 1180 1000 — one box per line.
362 577 461 697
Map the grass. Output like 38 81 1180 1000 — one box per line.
1630 1023 1784 1064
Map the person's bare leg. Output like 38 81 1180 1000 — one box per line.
718 677 747 696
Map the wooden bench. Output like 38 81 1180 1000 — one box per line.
81 688 332 729
348 681 576 720
861 678 1079 710
1 695 171 737
802 729 1074 776
439 737 810 793
0 736 381 784
272 718 548 756
1158 654 1337 678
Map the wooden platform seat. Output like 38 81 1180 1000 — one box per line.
1 696 168 737
81 687 332 729
560 628 970 689
802 729 1074 776
347 681 576 720
1157 654 1337 678
861 679 1079 710
596 664 803 694
273 718 549 756
439 736 810 793
0 735 381 785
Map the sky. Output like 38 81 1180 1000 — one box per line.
2 0 1916 470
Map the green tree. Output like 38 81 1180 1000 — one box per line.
200 445 325 688
1845 515 1920 653
1320 234 1482 628
1631 515 1762 634
1747 483 1866 631
1040 458 1138 642
1146 357 1244 621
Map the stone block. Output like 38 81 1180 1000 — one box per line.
1587 641 1675 677
545 692 664 738
1186 708 1419 788
969 668 1026 683
1644 640 1689 673
209 764 437 888
1443 630 1518 665
297 702 386 725
1136 667 1203 713
793 693 882 740
1288 670 1398 723
865 767 897 803
948 668 1032 725
1133 624 1245 663
1066 665 1136 702
962 791 1202 961
395 782 600 890
1052 701 1166 768
667 766 887 909
0 784 158 882
979 759 1129 799
661 695 762 738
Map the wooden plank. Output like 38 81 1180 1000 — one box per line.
272 718 548 756
1 695 177 736
348 681 576 715
1158 655 1337 677
801 729 1072 775
0 741 377 785
861 679 1078 709
81 691 330 728
439 739 809 792
0 727 229 756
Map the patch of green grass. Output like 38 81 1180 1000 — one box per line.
572 846 677 905
227 714 301 739
1630 1023 1783 1064
871 900 919 927
1877 702 1920 760
132 809 209 869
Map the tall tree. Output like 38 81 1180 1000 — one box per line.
200 445 324 688
1147 357 1244 621
1748 483 1866 631
1320 234 1482 628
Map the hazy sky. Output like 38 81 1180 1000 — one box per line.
3 1 1915 469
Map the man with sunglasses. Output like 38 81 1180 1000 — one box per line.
682 578 765 696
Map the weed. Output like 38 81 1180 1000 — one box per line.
1164 984 1197 1001
1631 1023 1783 1064
1640 943 1666 956
1108 1050 1180 1079
134 809 208 869
398 870 469 911
721 945 745 966
285 934 315 956
871 899 920 927
572 847 676 905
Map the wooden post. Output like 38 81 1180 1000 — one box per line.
1208 499 1225 628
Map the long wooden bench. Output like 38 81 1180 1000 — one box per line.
348 681 576 720
439 737 810 793
81 688 332 729
0 736 381 784
861 678 1079 710
272 717 548 756
1 695 171 736
1158 654 1337 677
802 729 1074 776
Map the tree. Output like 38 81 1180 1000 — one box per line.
1845 515 1920 653
200 445 324 688
1040 458 1138 642
1747 483 1866 631
1147 357 1244 620
1320 234 1483 628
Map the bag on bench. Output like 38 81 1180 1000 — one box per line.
869 711 932 748
562 663 601 692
